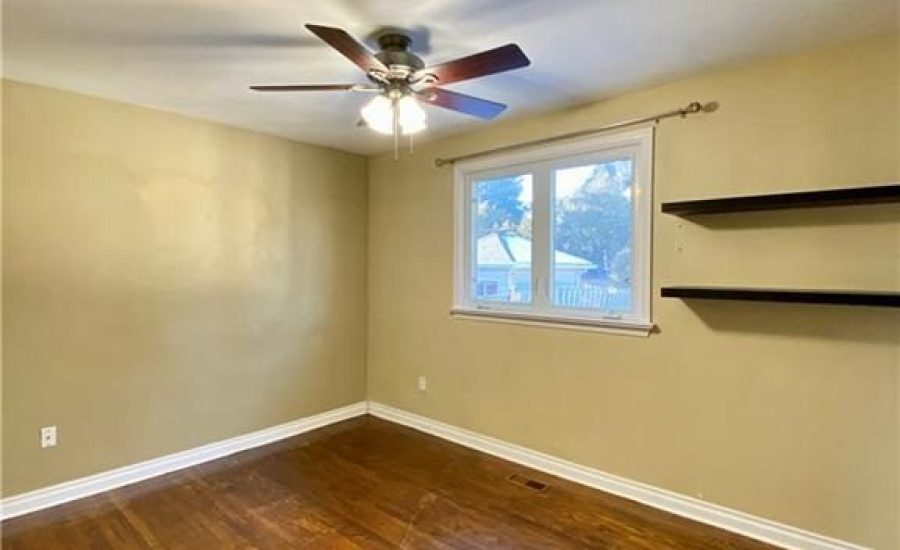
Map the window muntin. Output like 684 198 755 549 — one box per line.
453 128 653 331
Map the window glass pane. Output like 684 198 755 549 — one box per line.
473 175 533 303
552 159 633 313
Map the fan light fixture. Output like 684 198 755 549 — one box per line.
361 94 427 136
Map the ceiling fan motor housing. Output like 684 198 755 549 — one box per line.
374 33 426 75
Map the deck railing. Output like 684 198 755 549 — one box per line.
553 286 630 311
476 285 631 312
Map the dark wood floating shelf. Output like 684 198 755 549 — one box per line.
662 182 900 215
661 287 900 308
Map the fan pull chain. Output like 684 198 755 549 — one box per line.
392 97 400 161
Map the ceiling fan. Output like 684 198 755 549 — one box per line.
251 24 530 154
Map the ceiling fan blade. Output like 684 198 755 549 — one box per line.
416 44 530 85
305 24 388 74
250 84 357 91
418 88 507 119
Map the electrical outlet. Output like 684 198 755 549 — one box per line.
40 426 57 449
418 376 427 392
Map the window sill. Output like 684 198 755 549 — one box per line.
450 308 654 337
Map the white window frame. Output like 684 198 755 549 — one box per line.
451 126 654 336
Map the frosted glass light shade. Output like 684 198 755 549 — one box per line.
397 96 427 134
361 95 394 135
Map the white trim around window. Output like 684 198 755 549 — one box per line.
452 126 655 336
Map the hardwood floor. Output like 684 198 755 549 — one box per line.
2 416 775 549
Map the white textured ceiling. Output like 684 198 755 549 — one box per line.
3 0 896 154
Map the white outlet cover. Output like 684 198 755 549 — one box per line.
40 426 57 448
418 376 427 391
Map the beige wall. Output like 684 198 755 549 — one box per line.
2 80 368 496
368 33 899 548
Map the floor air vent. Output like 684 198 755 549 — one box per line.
507 473 550 493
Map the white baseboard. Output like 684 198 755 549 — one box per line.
1 401 368 520
368 402 865 550
1 400 869 550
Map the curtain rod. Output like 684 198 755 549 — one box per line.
434 100 719 167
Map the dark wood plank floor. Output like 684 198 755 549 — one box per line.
2 416 775 549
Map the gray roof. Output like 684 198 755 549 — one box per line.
476 233 596 268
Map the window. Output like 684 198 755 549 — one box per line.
452 127 653 334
